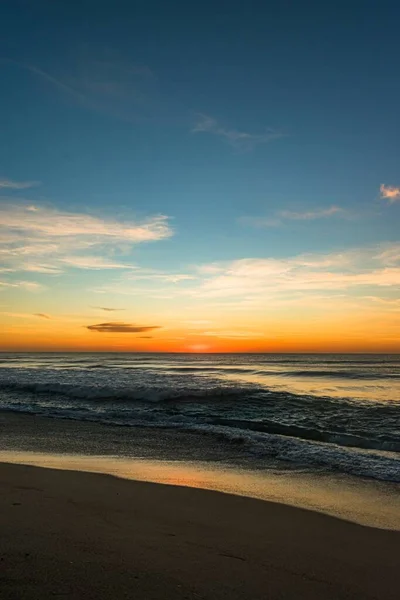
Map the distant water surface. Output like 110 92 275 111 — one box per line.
0 353 399 483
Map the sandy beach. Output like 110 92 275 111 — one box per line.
1 462 399 600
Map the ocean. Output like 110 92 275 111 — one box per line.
0 353 399 483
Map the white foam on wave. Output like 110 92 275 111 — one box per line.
0 380 256 402
186 423 400 483
1 403 399 484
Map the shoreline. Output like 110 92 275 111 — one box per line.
1 461 400 600
1 449 399 531
1 410 399 530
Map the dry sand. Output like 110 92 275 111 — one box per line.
1 462 399 599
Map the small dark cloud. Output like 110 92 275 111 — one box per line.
34 313 50 319
87 322 161 333
92 306 125 312
139 336 153 339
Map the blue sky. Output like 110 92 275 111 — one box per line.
0 0 399 351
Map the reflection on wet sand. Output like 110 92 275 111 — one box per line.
0 450 399 530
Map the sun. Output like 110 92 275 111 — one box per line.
187 344 211 353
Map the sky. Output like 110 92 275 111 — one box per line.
0 0 399 352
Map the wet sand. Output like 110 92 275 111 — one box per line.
1 412 399 530
1 462 399 600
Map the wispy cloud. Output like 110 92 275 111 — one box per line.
240 206 345 228
87 322 161 333
0 280 43 291
188 244 400 301
21 264 64 274
280 206 344 220
380 184 400 203
0 203 173 274
81 244 400 312
376 246 400 266
0 203 171 241
3 56 159 125
61 256 133 270
192 113 284 150
202 330 264 339
1 59 88 103
184 319 213 328
126 269 195 283
238 216 282 228
0 311 49 319
0 178 39 190
90 268 197 298
92 306 125 312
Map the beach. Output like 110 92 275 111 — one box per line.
1 0 400 594
1 353 399 599
1 461 400 600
